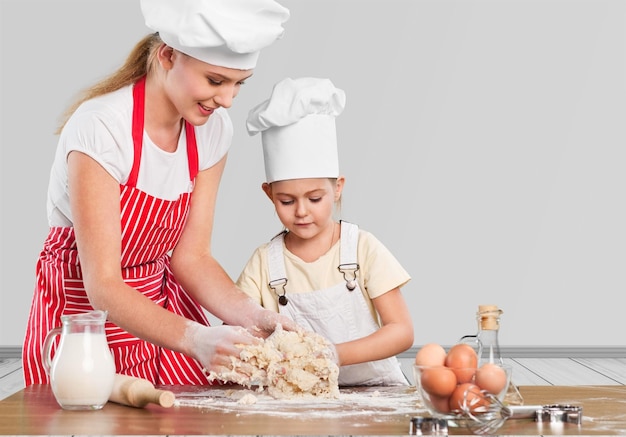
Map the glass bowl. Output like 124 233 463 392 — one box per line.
413 363 512 419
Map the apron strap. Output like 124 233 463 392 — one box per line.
129 75 199 188
268 231 288 305
267 222 361 303
338 220 360 291
128 76 146 188
185 121 199 181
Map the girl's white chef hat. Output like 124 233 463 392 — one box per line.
140 0 290 70
247 77 346 183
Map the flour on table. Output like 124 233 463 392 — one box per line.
175 386 424 419
237 393 258 404
205 325 339 399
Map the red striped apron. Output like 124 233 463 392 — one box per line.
23 76 213 386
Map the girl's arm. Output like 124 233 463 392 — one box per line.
334 288 414 365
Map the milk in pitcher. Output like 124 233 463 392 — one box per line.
43 310 116 410
49 332 115 408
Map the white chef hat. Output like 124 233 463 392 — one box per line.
140 0 290 70
247 77 346 183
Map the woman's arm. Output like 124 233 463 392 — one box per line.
170 155 250 320
170 154 297 335
334 288 414 366
68 151 255 371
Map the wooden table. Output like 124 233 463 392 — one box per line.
1 384 624 435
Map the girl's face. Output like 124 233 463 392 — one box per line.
161 47 253 126
263 177 344 242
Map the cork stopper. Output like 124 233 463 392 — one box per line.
478 304 502 330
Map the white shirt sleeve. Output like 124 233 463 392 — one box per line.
47 87 233 226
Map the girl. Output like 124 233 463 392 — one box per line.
237 77 414 386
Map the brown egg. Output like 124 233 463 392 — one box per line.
429 394 452 413
444 344 478 383
420 366 457 397
415 343 447 366
475 363 508 395
449 382 489 413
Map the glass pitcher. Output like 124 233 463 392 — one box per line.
43 310 116 410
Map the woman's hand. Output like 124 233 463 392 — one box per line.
184 322 260 376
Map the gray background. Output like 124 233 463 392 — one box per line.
1 0 624 348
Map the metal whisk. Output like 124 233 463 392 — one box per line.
455 389 505 435
458 391 527 435
457 389 583 435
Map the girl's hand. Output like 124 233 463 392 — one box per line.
246 306 300 338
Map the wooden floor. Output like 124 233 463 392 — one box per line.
1 358 25 401
2 356 625 401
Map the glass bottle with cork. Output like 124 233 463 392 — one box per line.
460 304 524 405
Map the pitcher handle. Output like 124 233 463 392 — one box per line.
42 327 62 376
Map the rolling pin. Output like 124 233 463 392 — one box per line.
109 373 175 408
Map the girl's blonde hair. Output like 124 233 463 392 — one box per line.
56 33 163 134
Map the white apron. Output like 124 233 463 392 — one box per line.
268 221 408 386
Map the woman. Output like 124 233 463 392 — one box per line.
23 0 296 386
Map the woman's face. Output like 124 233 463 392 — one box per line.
163 48 253 126
264 178 343 241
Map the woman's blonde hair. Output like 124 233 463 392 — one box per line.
56 33 163 134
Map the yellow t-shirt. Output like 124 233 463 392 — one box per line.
236 228 411 323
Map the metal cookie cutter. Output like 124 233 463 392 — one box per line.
409 417 449 435
539 404 583 424
504 404 583 425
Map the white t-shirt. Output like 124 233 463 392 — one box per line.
236 229 411 323
47 85 233 227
